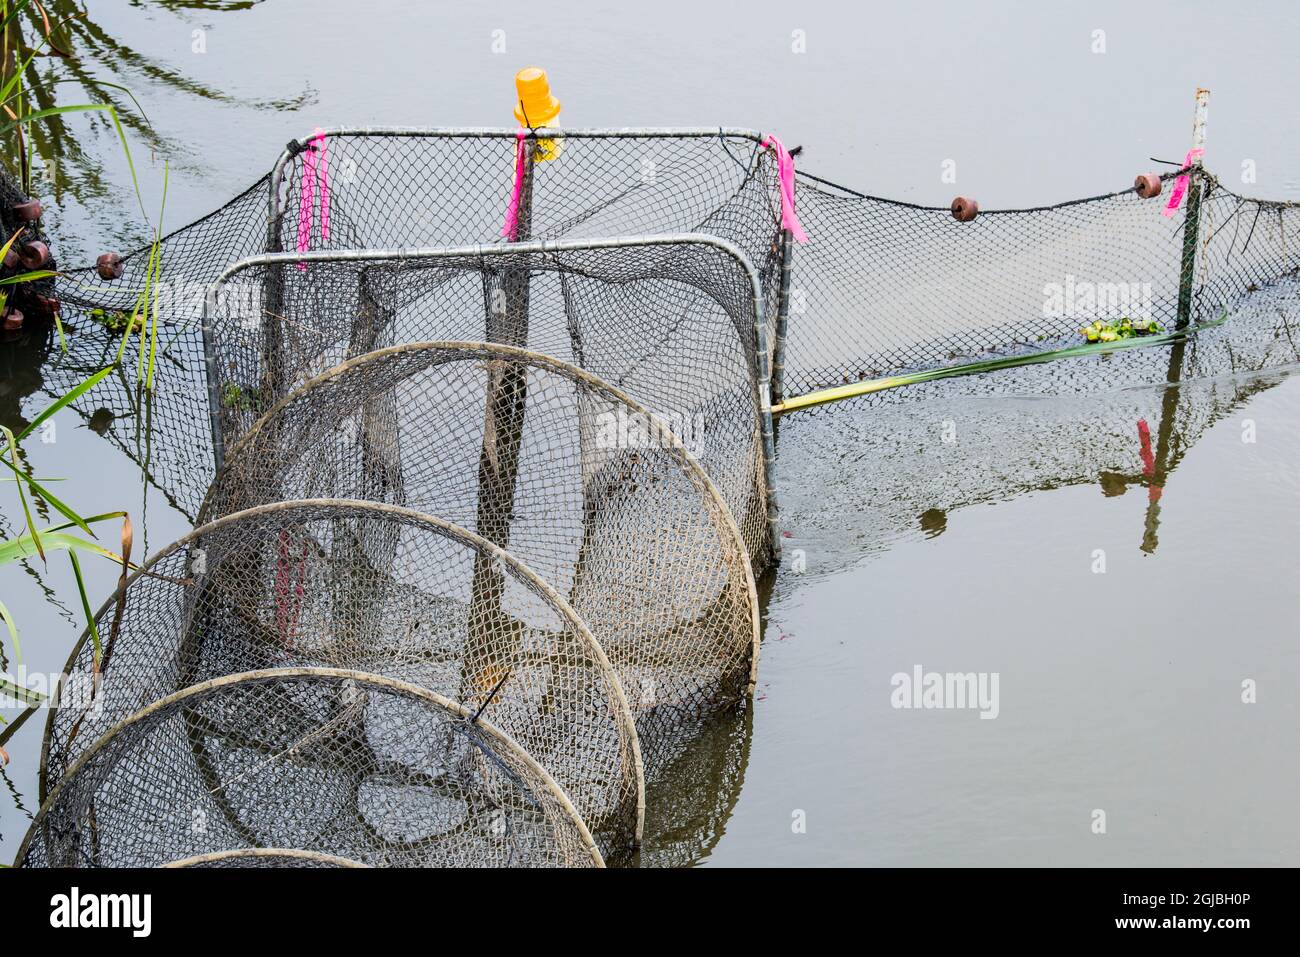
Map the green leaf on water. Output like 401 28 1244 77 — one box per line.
0 597 21 668
0 452 97 538
67 551 102 665
3 426 43 561
16 366 114 443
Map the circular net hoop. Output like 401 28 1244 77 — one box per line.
162 848 369 868
21 669 604 869
203 245 775 568
41 500 642 854
202 342 761 751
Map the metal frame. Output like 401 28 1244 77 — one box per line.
201 234 782 560
162 848 370 868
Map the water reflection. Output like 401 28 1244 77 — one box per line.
775 275 1300 579
0 321 48 435
2 1 306 211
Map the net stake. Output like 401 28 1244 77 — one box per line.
1175 88 1210 329
466 71 560 696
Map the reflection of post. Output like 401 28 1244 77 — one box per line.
1175 88 1211 330
466 70 560 700
1140 338 1187 553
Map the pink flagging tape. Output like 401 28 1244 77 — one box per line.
316 130 330 243
295 128 329 269
501 131 529 240
1162 148 1204 219
761 133 809 243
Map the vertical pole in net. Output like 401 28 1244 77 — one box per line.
465 70 560 698
1175 88 1210 330
771 228 794 402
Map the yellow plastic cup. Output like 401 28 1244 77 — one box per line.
513 67 562 161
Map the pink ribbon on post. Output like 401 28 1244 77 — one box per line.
295 128 331 269
1161 147 1204 219
761 134 809 244
501 130 529 240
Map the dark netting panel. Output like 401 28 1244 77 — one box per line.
49 178 274 513
200 343 761 748
21 670 604 869
780 168 1300 396
32 338 211 518
1193 174 1300 317
203 246 775 564
41 501 643 854
271 130 780 268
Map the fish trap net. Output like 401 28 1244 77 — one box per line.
201 342 761 751
268 130 781 263
202 243 776 565
21 669 605 869
45 128 1300 519
41 500 643 855
50 130 786 517
782 168 1300 396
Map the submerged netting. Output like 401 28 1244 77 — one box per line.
41 500 643 856
774 274 1300 574
201 343 761 741
163 849 370 868
22 669 604 868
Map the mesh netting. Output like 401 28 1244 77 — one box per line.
775 275 1300 571
47 130 785 516
268 129 779 261
200 343 761 748
782 168 1300 395
41 500 643 856
162 849 370 868
43 129 1300 515
200 245 775 566
21 669 604 868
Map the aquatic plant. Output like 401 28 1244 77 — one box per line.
1079 316 1164 343
0 5 173 753
0 367 134 758
219 380 266 414
85 305 141 334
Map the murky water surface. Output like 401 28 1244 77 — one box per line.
2 0 1299 865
